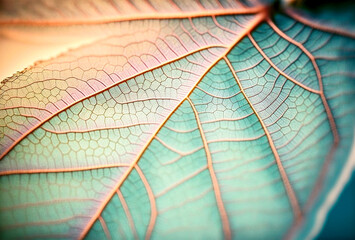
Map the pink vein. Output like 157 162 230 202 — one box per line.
117 190 138 240
98 216 112 240
154 136 203 156
155 165 208 198
134 165 156 240
207 133 266 143
0 198 100 211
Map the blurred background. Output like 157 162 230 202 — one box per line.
317 171 355 239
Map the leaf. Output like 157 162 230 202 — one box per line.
0 0 354 239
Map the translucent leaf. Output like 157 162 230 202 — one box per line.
0 0 354 239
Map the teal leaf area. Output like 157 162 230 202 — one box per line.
0 1 354 239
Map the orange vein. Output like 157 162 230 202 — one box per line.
285 8 355 39
267 17 340 201
0 198 100 211
267 18 341 239
98 216 112 240
187 97 231 240
0 164 130 176
155 165 208 198
117 190 138 240
78 98 187 240
5 216 83 229
267 18 339 150
267 18 339 138
0 6 266 26
134 165 156 240
41 122 158 134
0 44 225 161
79 12 267 239
247 33 321 94
224 56 303 221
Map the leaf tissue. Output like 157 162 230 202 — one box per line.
0 0 354 239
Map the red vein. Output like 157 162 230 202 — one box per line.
187 97 231 240
134 165 156 240
0 6 265 26
224 56 303 222
247 33 321 94
78 12 267 239
285 8 355 39
98 216 112 240
117 190 138 240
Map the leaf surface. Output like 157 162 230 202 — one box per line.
0 0 355 239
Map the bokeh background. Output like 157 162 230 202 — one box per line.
317 171 355 239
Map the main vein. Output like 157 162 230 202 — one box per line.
0 6 265 26
79 12 267 239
